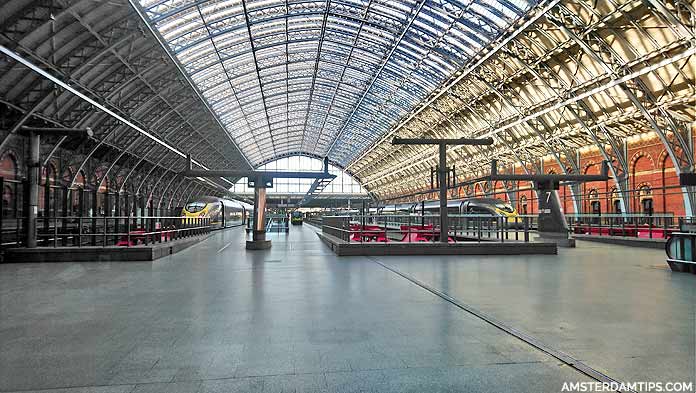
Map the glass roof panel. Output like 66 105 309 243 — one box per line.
139 0 536 167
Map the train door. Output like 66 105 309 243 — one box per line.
220 202 226 228
228 202 237 228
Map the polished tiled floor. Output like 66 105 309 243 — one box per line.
376 239 696 385
0 225 693 392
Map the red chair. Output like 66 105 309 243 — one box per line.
374 230 389 242
400 225 434 242
637 227 667 239
364 225 382 241
350 225 382 242
350 224 363 242
116 230 147 246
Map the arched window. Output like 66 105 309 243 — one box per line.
39 163 56 217
588 189 601 215
72 171 85 216
93 167 110 217
0 153 17 179
3 185 13 218
230 156 367 196
519 195 528 215
0 153 17 218
638 185 653 216
473 183 483 197
610 188 622 214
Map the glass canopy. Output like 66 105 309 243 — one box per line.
138 0 536 167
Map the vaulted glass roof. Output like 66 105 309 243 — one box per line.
138 0 536 167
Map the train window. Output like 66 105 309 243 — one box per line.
494 203 513 213
186 202 206 213
468 206 491 214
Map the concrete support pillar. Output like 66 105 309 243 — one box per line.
537 189 575 248
115 192 121 243
0 177 4 248
438 143 448 243
43 174 50 234
124 193 130 216
91 189 98 246
78 187 84 217
61 186 68 246
25 131 39 248
105 189 111 217
247 181 271 250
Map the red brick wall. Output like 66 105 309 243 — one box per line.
397 131 693 218
497 132 692 216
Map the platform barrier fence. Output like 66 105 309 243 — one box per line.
322 214 533 244
1 216 211 248
314 211 688 241
567 213 680 239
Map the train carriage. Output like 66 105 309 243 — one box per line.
182 196 252 229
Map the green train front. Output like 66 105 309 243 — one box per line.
290 211 303 225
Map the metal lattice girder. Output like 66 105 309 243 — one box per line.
350 0 695 200
136 0 537 166
0 0 251 178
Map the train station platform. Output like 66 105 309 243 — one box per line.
0 225 693 393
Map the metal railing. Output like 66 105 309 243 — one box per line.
567 213 680 239
322 214 533 244
1 216 211 248
312 211 691 242
265 214 289 233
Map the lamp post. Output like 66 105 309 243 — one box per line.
392 138 494 243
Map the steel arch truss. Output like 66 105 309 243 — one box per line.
350 0 695 214
0 0 251 187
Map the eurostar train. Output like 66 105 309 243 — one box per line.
372 198 520 220
181 196 252 229
417 198 519 219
